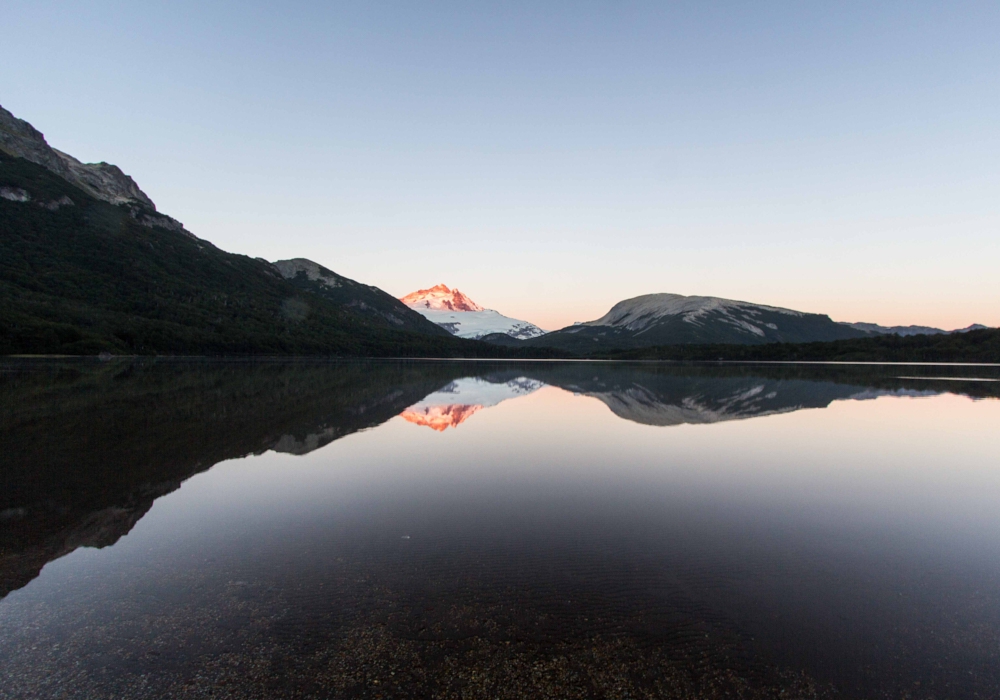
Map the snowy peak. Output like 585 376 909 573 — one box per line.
400 285 546 340
400 284 484 312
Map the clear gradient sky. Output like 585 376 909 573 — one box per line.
3 1 998 330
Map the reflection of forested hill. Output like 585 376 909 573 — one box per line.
0 359 468 599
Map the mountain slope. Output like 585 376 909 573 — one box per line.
273 258 449 336
0 155 505 355
527 293 867 352
401 284 546 339
1 105 157 209
0 105 525 356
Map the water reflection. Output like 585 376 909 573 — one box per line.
1 359 996 600
400 366 950 430
401 376 544 431
1 359 999 698
1 360 463 598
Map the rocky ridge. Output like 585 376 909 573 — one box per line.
0 103 188 233
0 104 155 209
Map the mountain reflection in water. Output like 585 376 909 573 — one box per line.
1 359 999 699
400 376 544 430
398 367 944 431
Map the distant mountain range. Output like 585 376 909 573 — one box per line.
481 293 990 352
401 284 546 340
0 103 993 358
843 322 988 336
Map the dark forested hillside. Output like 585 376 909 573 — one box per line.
272 257 447 336
0 154 543 357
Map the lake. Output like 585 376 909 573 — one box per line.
1 359 999 698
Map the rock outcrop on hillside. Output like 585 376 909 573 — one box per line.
0 104 156 208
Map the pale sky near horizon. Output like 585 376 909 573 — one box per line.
3 1 998 330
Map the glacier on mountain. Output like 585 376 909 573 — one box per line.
400 284 546 340
412 308 546 340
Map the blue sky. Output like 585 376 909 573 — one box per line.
3 1 998 329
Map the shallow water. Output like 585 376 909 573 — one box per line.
1 360 999 698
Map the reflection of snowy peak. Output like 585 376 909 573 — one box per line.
422 376 545 407
400 284 546 340
400 404 484 432
401 376 545 430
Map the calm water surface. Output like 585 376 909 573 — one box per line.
1 360 999 699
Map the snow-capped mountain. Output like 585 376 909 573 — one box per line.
527 293 866 352
400 284 484 312
400 284 546 340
